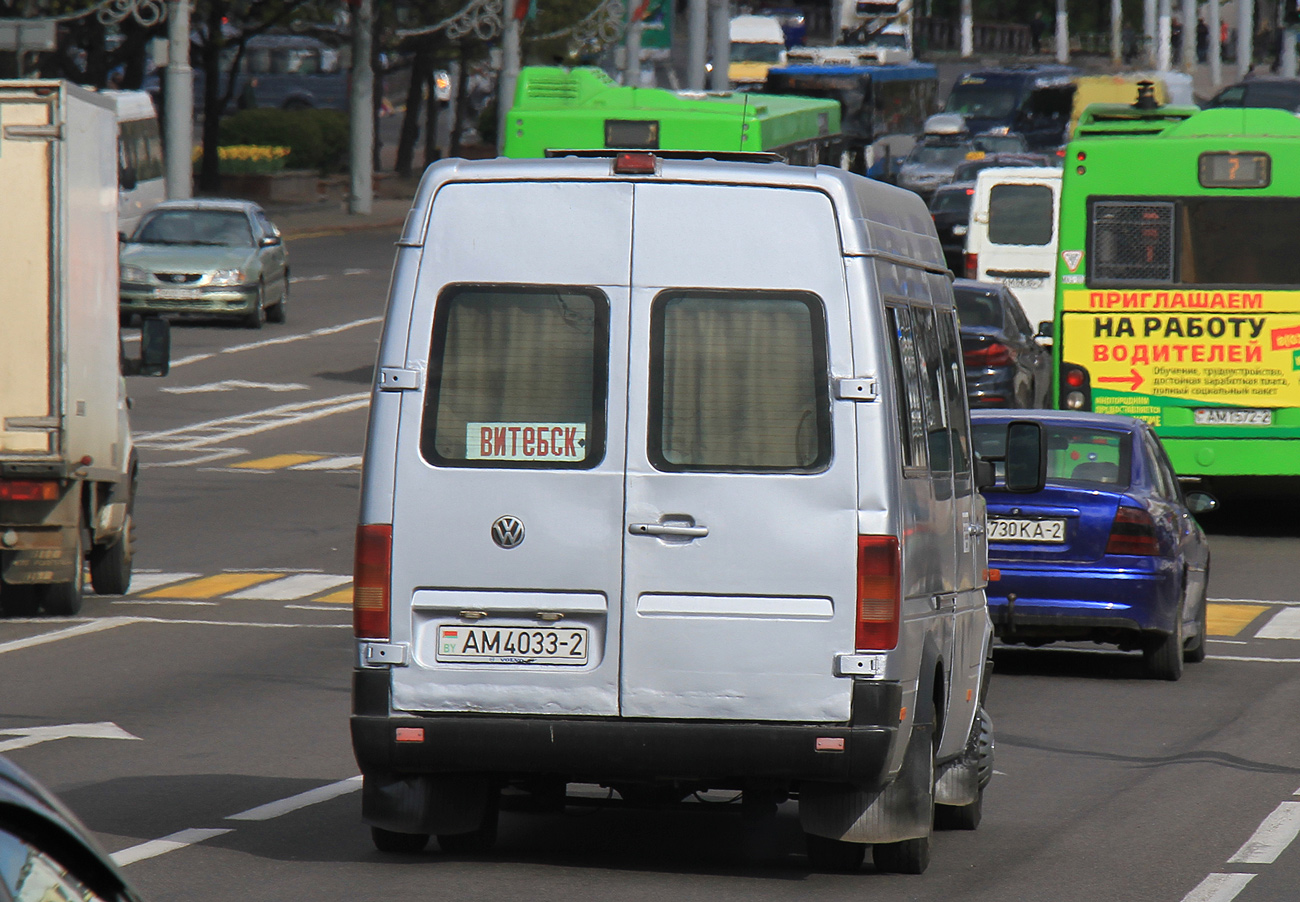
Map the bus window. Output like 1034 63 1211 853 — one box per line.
1089 201 1175 283
988 184 1054 246
1180 197 1300 285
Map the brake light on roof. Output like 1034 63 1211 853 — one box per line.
964 252 978 279
354 523 392 639
964 342 1014 368
614 152 657 175
856 535 900 651
1106 506 1159 556
0 480 59 502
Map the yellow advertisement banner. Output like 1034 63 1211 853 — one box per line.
1061 309 1300 413
1062 289 1300 314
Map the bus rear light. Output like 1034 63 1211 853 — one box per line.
1060 363 1091 410
856 535 900 651
354 523 392 639
964 342 1014 368
0 480 60 502
964 252 978 279
1106 506 1159 556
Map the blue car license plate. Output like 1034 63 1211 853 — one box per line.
988 518 1065 543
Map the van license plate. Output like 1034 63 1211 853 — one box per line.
1194 408 1272 425
1002 277 1044 290
435 625 588 665
987 518 1066 543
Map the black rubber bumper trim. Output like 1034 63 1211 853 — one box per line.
353 669 389 717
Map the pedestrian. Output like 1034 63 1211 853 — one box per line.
1030 10 1045 53
1123 22 1138 63
1171 17 1183 64
1196 17 1208 62
1220 21 1229 60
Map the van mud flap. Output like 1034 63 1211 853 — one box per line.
362 771 493 835
799 720 934 844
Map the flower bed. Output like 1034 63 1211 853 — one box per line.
192 145 292 175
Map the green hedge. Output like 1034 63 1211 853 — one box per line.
217 109 349 173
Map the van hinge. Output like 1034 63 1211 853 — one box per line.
377 367 420 391
835 377 878 402
359 641 409 667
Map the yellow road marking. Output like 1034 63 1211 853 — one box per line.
1207 603 1272 637
315 587 353 605
144 572 284 599
231 453 326 470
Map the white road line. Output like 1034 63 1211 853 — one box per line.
169 316 382 369
1229 801 1300 864
0 618 137 656
284 604 348 611
111 828 232 867
145 448 248 469
125 572 202 593
162 380 308 395
228 573 350 601
291 455 363 470
1256 608 1300 640
131 617 351 629
1211 598 1300 607
111 600 217 607
227 775 362 821
1207 655 1300 663
134 393 369 452
1180 873 1255 902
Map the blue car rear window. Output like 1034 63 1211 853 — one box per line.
973 423 1132 488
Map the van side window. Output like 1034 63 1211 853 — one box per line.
936 310 972 489
989 184 1054 246
886 305 927 472
420 286 609 469
913 307 953 479
648 291 829 472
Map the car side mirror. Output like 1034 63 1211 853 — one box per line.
974 456 996 490
1036 321 1054 340
120 165 137 191
259 235 281 247
121 316 171 377
1185 491 1218 514
1004 420 1046 493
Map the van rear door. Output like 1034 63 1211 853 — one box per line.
620 183 859 722
972 169 1060 329
388 181 632 717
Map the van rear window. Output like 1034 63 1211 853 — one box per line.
988 184 1054 246
648 291 829 473
421 286 608 469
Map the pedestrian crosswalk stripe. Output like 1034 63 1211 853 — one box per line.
144 572 284 599
1207 603 1271 637
291 455 363 471
127 572 202 593
231 453 326 470
315 588 353 604
228 573 352 601
1256 608 1300 640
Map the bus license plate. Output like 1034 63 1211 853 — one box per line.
987 518 1066 543
435 625 588 665
1194 408 1272 425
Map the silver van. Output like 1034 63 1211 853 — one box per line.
351 153 1043 873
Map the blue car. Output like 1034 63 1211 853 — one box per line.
971 410 1216 680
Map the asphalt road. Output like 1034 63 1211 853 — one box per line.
3 226 1300 902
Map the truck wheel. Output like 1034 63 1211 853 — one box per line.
41 528 84 616
90 514 134 596
371 827 429 854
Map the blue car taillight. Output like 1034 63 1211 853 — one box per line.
1106 506 1158 556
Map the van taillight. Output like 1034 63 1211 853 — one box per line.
354 523 392 639
964 252 978 279
1106 506 1159 556
857 535 901 651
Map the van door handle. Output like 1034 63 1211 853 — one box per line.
629 523 709 538
967 523 985 536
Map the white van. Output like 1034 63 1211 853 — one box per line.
351 153 1044 872
965 166 1061 331
101 90 164 237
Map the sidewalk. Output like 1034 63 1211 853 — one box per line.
261 172 419 240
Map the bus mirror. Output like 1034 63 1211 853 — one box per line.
1004 421 1046 493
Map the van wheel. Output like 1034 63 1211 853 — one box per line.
437 795 499 854
90 513 134 596
805 833 866 872
41 526 85 616
935 707 992 831
370 827 429 854
934 787 983 830
872 709 936 874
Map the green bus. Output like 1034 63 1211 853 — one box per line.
1054 102 1300 489
502 66 843 165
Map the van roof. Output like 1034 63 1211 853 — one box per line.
402 156 946 273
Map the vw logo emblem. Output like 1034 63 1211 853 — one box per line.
491 516 525 549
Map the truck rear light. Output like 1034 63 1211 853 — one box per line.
856 535 900 651
964 341 1014 368
354 523 392 639
964 252 978 279
0 480 60 502
1106 506 1159 556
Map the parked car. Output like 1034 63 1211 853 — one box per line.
971 410 1216 681
953 279 1051 408
929 182 975 273
120 199 289 329
1205 75 1300 113
0 756 146 902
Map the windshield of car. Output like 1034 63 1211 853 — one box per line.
908 144 971 167
973 423 1132 487
134 209 254 246
930 188 973 215
731 42 783 62
972 134 1027 153
865 32 908 48
954 289 1003 327
945 84 1019 118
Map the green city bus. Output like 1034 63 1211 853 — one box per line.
1054 102 1300 489
502 66 843 165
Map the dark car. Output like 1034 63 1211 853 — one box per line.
971 410 1216 681
953 279 1051 408
930 182 975 272
949 151 1055 183
1205 76 1300 113
943 66 1078 149
0 756 145 901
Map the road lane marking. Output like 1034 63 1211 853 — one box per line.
230 453 326 470
228 573 351 601
111 600 218 607
169 316 383 369
144 573 283 599
313 587 353 604
146 448 248 469
1256 608 1300 640
0 722 140 754
1180 873 1255 902
134 393 369 453
1210 598 1300 607
111 828 232 867
1229 801 1300 864
1207 655 1300 663
226 775 362 821
162 380 308 394
0 617 137 656
1207 603 1272 637
124 572 202 593
290 455 363 470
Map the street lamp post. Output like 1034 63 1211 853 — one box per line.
163 0 192 200
349 0 374 215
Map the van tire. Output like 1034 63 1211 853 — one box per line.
873 833 931 874
90 514 134 596
437 794 499 854
805 833 866 872
872 707 935 874
41 526 84 617
371 827 429 854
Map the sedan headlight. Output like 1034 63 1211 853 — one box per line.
208 269 246 287
120 264 151 283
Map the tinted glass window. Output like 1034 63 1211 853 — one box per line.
1245 81 1300 110
953 288 1003 328
972 134 1027 153
0 828 106 902
1210 84 1245 106
938 311 972 486
989 184 1054 246
930 188 973 214
945 83 1018 118
1180 198 1300 285
649 291 828 472
910 144 972 167
134 209 253 246
1090 201 1175 283
914 308 953 482
887 305 927 471
974 423 1132 487
422 286 609 469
